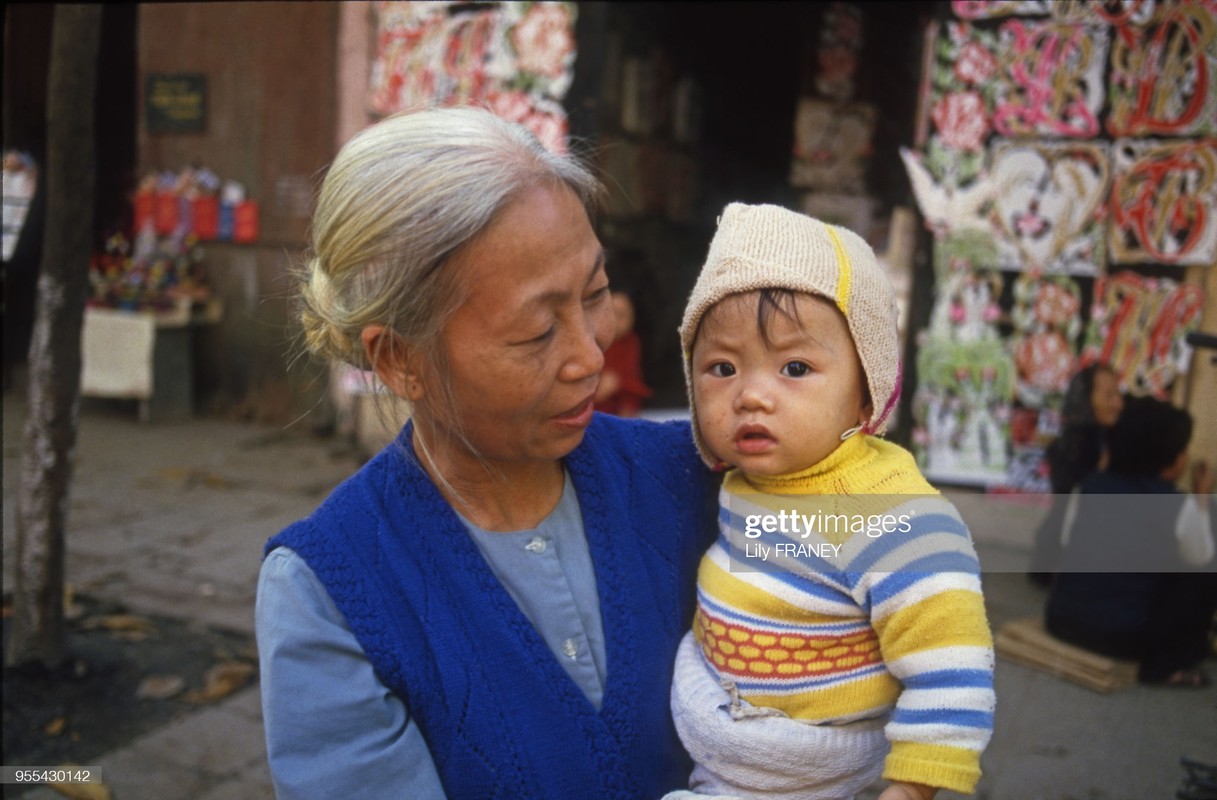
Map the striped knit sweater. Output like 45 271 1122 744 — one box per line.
692 433 995 794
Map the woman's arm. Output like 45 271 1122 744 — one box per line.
256 548 446 800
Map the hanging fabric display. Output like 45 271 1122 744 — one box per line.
1108 138 1217 266
903 0 1211 490
991 20 1110 139
921 22 1000 185
951 0 1052 19
1106 0 1217 137
1048 0 1159 26
911 230 1016 485
990 140 1109 274
1083 271 1205 398
789 2 872 193
913 338 1016 483
790 100 876 192
369 1 577 153
1010 274 1083 407
814 2 863 100
925 232 1005 341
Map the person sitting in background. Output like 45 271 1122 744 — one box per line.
1028 363 1123 585
1045 395 1215 688
593 291 652 417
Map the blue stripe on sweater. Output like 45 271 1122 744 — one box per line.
719 508 853 590
867 551 982 607
847 512 971 575
890 707 994 729
902 668 993 689
697 589 867 635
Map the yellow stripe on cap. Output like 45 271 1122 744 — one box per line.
825 225 852 317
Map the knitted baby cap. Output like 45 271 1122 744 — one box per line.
679 202 902 467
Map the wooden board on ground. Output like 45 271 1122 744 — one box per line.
995 616 1138 693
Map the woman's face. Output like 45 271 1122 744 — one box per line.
419 183 614 469
1090 369 1123 428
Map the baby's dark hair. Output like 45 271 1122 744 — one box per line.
754 288 803 349
696 288 805 348
1107 395 1193 476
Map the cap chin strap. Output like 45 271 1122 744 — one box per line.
839 425 862 441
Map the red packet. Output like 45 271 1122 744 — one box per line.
234 200 259 243
134 190 156 232
193 196 219 240
155 190 178 236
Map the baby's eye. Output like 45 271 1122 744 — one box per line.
781 361 811 378
708 362 736 378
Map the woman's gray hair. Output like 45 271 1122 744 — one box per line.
298 106 601 456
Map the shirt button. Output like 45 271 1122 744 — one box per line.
525 536 547 554
561 638 579 659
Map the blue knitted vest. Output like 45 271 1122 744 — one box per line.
267 414 713 799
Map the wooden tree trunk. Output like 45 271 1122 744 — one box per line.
6 4 103 669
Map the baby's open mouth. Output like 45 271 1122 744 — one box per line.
735 425 776 452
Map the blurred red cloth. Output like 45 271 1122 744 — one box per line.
596 332 652 416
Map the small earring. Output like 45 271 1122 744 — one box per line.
840 425 862 441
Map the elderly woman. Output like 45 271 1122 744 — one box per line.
255 107 716 799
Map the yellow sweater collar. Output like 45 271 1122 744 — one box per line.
725 435 936 496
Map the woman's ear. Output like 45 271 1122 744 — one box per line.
360 325 426 402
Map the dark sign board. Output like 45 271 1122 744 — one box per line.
146 74 207 134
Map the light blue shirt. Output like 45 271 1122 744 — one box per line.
256 472 605 799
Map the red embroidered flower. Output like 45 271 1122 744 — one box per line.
1034 283 1080 327
932 91 990 152
510 3 575 79
954 41 997 85
1017 332 1074 393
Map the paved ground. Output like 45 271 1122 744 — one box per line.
3 393 1214 799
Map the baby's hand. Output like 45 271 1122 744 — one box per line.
876 781 937 800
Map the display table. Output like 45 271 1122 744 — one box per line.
80 299 223 421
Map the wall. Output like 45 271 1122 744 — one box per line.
137 2 340 422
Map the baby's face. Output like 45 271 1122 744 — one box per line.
691 291 871 476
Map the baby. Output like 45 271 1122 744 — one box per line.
671 203 995 800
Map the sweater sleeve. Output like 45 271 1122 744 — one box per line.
850 498 996 794
256 547 448 800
